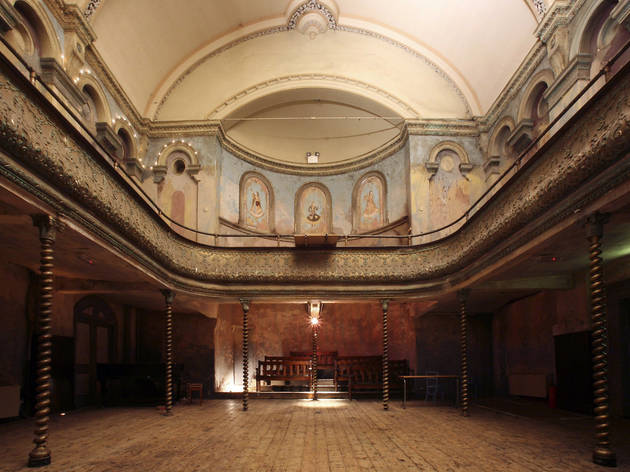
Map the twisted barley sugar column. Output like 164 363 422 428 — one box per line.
586 214 616 467
28 215 57 468
382 299 389 411
458 289 470 417
161 290 175 416
241 300 250 411
312 324 318 400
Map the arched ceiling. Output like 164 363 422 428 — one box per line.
91 0 541 121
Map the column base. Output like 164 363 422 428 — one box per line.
162 411 173 417
593 449 617 467
28 449 51 468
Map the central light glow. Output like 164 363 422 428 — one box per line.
310 317 319 326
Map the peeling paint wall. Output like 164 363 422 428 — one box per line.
214 301 418 392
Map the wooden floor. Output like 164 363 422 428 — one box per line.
1 399 629 471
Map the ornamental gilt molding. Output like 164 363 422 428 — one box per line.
0 49 629 295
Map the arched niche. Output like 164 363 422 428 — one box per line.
425 141 472 179
294 182 332 234
352 171 388 233
516 69 554 125
153 141 200 183
489 116 516 158
112 119 138 161
508 69 553 154
12 0 62 61
239 172 274 233
78 75 112 125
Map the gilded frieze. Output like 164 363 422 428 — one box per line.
0 59 630 291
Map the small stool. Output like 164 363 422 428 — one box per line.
187 382 203 405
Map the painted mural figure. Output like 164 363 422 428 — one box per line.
363 190 378 218
248 191 264 219
306 202 321 222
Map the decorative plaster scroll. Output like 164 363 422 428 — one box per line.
239 172 274 233
425 141 473 179
207 74 418 119
294 182 332 234
0 55 629 292
352 172 387 233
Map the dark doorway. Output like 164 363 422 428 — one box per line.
74 296 116 407
620 299 630 418
554 331 593 414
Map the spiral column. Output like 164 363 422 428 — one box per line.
240 300 250 411
28 215 58 468
586 213 616 467
382 299 390 411
312 322 318 401
161 290 175 416
458 289 470 417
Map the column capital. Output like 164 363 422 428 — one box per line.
584 212 610 238
457 289 470 302
160 289 175 304
240 299 250 312
31 214 63 241
381 299 389 311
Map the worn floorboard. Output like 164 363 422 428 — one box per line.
0 399 629 471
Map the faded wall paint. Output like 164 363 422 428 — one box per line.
218 142 409 236
214 301 417 392
408 135 485 241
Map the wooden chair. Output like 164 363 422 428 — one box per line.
187 382 203 405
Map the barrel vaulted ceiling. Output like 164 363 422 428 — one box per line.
89 0 544 122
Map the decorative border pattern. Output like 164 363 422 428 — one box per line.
0 52 629 293
287 0 337 30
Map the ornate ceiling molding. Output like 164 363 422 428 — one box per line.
206 73 419 119
152 24 472 120
0 53 629 296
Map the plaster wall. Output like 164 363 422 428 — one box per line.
415 312 492 397
408 135 485 240
0 260 30 386
214 301 417 392
136 310 216 395
492 279 590 396
218 143 409 236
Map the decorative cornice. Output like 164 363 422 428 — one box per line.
0 54 629 295
406 119 479 136
216 123 408 176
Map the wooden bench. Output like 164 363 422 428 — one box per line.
255 357 312 392
290 351 338 369
334 357 410 398
334 356 382 394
